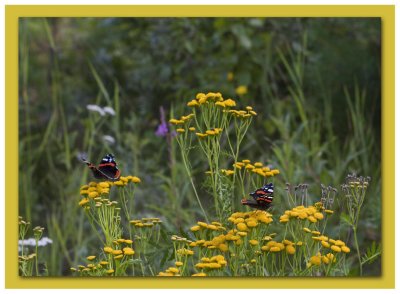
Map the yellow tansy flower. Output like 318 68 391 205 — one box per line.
249 240 259 246
314 212 324 220
103 247 113 254
224 98 236 107
270 246 281 252
192 272 207 277
236 223 248 231
79 198 90 206
191 225 201 232
321 241 330 248
187 99 199 107
130 176 141 183
235 85 248 95
286 245 296 255
341 246 351 253
310 255 321 266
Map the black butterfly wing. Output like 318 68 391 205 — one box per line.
82 154 121 181
97 163 121 181
241 198 270 210
243 184 274 210
83 159 109 180
97 154 121 181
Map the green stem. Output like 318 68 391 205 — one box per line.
352 226 362 275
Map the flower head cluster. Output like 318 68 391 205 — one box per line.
279 203 325 223
170 234 193 244
130 217 162 228
220 169 235 176
233 159 279 178
70 257 116 276
187 211 273 252
103 239 135 260
78 176 141 207
114 176 141 187
196 128 223 139
187 92 228 107
190 221 226 233
228 210 273 231
176 248 195 256
169 113 195 126
308 252 337 267
235 85 248 96
261 239 298 254
226 108 257 119
195 254 227 270
306 232 351 254
157 267 181 276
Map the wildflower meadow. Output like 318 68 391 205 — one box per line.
18 17 381 278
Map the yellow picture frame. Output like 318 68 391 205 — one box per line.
5 5 395 289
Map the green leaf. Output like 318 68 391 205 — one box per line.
340 213 353 227
362 242 381 265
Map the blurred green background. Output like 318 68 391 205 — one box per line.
18 17 381 275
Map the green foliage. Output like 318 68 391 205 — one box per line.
18 17 381 276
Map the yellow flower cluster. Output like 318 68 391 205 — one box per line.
190 221 226 233
308 233 351 254
279 203 325 223
157 267 181 276
187 212 273 252
226 108 257 119
171 234 193 243
103 239 135 259
195 128 223 138
220 169 235 176
80 181 112 199
187 92 235 108
70 259 112 274
130 217 162 228
114 176 141 187
176 248 195 256
228 210 273 229
235 85 248 95
78 176 141 207
261 240 298 254
233 159 279 178
192 272 207 277
71 257 117 275
308 252 337 267
195 254 227 270
169 113 195 126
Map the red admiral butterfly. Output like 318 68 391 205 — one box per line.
82 153 121 181
241 183 274 210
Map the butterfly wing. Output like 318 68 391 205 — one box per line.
243 183 274 210
241 198 270 210
97 154 121 181
82 154 121 181
250 183 274 200
82 159 108 180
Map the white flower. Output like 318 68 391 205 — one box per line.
103 106 116 116
102 135 115 144
18 237 53 251
87 104 105 116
